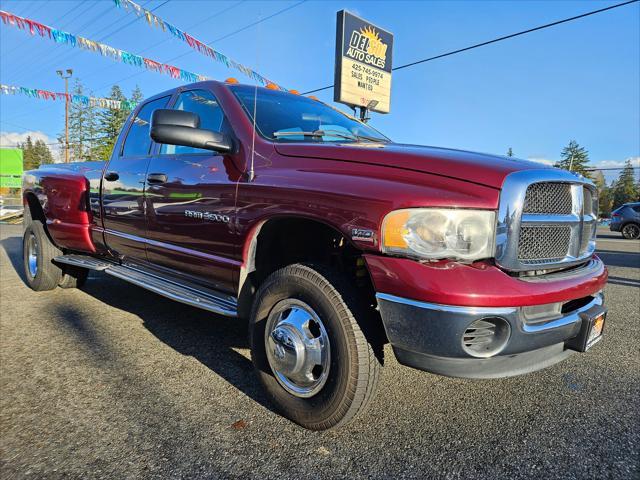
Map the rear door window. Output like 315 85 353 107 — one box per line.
122 96 170 157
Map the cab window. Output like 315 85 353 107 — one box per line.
121 96 170 157
160 90 225 154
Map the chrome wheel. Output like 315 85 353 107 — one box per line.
622 224 640 239
265 299 331 398
27 232 38 278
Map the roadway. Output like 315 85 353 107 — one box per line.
1 225 638 479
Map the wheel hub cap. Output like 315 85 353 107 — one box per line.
27 232 38 278
265 299 330 398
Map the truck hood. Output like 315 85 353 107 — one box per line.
274 142 549 189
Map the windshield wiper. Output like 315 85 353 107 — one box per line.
352 133 389 144
272 129 358 142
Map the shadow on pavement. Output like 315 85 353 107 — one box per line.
596 250 640 269
0 235 27 284
81 277 279 416
596 233 624 240
0 233 278 418
606 275 640 288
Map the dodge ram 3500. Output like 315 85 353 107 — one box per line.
22 80 608 430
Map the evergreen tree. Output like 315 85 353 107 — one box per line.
612 159 639 208
19 136 53 169
592 170 612 217
33 139 54 166
555 140 591 178
19 136 35 170
59 79 98 162
130 85 144 105
93 85 129 160
506 147 513 157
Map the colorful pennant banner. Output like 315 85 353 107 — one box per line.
112 0 283 89
1 84 138 110
0 10 210 85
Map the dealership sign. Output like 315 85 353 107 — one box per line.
334 10 393 113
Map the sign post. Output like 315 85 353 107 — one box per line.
334 10 393 122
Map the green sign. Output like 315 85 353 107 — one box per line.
0 148 23 188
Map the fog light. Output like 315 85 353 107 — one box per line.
462 317 511 358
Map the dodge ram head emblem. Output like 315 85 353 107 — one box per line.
184 210 231 223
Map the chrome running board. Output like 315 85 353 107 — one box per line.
54 254 112 271
53 254 238 317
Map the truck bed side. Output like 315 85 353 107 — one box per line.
22 161 106 253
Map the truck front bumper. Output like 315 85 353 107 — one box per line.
366 255 609 379
376 291 605 378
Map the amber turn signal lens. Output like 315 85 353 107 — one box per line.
382 210 410 249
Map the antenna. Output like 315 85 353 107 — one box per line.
248 11 262 183
248 84 257 182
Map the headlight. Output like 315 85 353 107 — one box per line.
381 209 496 261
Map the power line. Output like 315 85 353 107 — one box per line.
58 0 98 30
78 0 244 89
90 0 306 96
302 0 639 95
1 1 85 58
93 0 159 42
133 0 245 57
10 2 116 84
586 167 640 171
107 0 307 83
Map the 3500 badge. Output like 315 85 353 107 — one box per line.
184 210 231 223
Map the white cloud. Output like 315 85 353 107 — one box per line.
591 157 640 169
525 156 640 173
0 131 62 161
527 156 555 166
0 130 53 147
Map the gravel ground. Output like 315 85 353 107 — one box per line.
1 224 638 479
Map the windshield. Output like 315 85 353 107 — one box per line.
230 85 390 144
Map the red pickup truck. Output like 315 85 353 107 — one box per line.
22 80 608 430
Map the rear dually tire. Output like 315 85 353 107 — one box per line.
22 221 63 291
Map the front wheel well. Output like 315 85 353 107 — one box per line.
238 217 386 348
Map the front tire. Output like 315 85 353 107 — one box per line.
249 264 381 430
622 223 640 239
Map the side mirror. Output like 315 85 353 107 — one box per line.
150 109 233 153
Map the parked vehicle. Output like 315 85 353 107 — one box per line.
610 202 640 239
21 80 608 430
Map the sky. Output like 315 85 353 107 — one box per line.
0 0 638 183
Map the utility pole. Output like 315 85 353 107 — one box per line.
57 69 73 163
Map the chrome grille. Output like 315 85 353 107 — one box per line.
583 187 593 215
495 170 598 272
580 221 596 254
524 183 572 214
518 225 571 263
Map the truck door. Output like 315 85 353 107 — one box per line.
144 88 241 294
102 95 170 260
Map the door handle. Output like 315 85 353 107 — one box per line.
104 171 119 182
147 173 168 184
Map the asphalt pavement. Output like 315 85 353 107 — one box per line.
1 224 638 479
